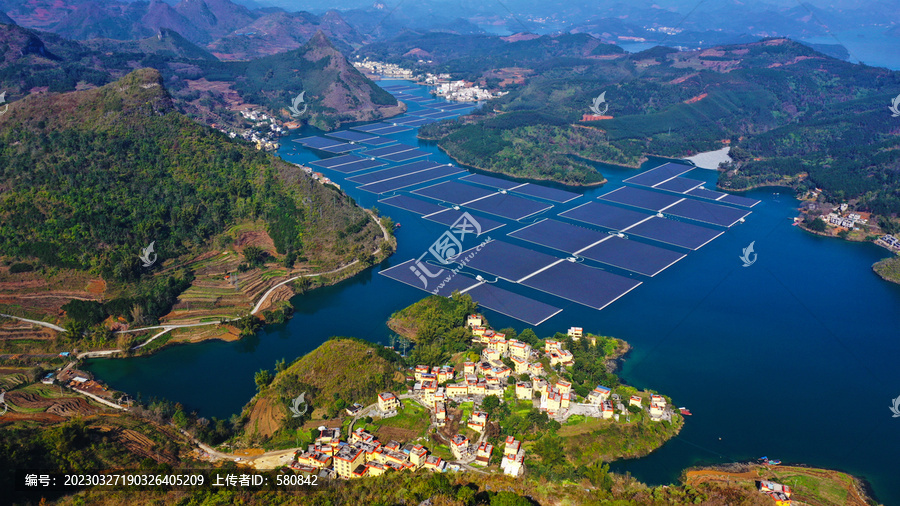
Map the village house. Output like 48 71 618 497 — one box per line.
466 314 483 328
531 377 548 396
333 446 366 479
365 461 387 476
515 382 532 400
468 411 488 432
529 362 544 376
450 435 470 459
447 383 469 398
508 339 531 360
463 362 477 374
629 395 643 407
545 340 562 354
601 400 614 419
378 392 400 414
555 380 572 397
474 441 493 465
414 365 431 381
511 356 529 374
567 327 583 340
423 454 447 472
488 338 508 354
588 385 612 405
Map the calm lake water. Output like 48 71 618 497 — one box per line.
87 81 900 504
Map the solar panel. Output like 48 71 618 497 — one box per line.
520 261 641 311
378 195 448 215
625 217 723 250
578 236 686 277
380 149 429 162
599 187 684 212
512 184 580 204
654 177 705 193
361 144 415 157
623 162 693 186
663 199 752 227
418 111 459 119
559 201 651 231
462 283 562 326
414 180 496 204
380 259 480 296
509 219 684 276
388 116 429 125
381 85 417 91
361 136 396 146
348 161 444 185
424 210 505 234
460 240 560 283
379 260 562 325
686 187 728 200
368 125 414 134
295 136 345 149
351 123 393 133
460 173 521 190
509 219 609 254
467 194 553 220
401 118 437 127
400 96 433 102
324 159 386 174
325 130 379 142
359 165 464 194
318 142 361 154
309 154 364 169
718 194 761 208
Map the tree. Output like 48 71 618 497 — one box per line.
242 246 266 267
254 369 273 390
807 217 827 232
275 358 287 373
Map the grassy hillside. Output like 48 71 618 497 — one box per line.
240 338 404 445
0 68 382 331
873 255 900 284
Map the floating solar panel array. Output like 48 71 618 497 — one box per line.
625 162 761 208
460 174 580 203
294 136 364 154
413 180 553 220
377 194 506 233
379 259 562 325
307 154 386 174
599 186 751 227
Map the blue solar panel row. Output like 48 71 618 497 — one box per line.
379 260 562 325
381 149 430 163
461 240 560 283
322 159 386 174
295 136 345 149
601 187 751 227
424 102 477 111
361 144 416 157
425 210 505 234
520 261 642 311
309 154 364 169
559 201 721 250
414 180 495 204
318 142 360 154
654 176 705 193
459 173 580 203
623 162 693 186
600 186 684 212
414 181 554 220
378 195 448 215
324 130 379 143
348 161 444 185
359 165 464 194
509 219 686 276
372 125 414 135
560 201 651 230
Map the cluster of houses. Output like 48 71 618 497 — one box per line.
352 58 416 79
432 80 497 102
824 204 868 230
291 426 449 479
877 234 900 251
295 164 341 190
448 434 526 476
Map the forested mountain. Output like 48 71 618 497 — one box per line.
0 68 379 321
419 37 900 212
0 23 401 130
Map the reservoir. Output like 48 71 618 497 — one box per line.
87 81 900 504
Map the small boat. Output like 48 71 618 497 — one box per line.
767 459 781 465
394 223 401 228
678 407 692 416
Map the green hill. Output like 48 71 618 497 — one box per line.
0 68 380 324
241 338 404 443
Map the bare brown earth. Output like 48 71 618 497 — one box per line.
95 424 180 464
5 391 100 417
374 425 419 443
246 396 284 440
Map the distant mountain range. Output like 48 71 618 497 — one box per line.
0 22 401 131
